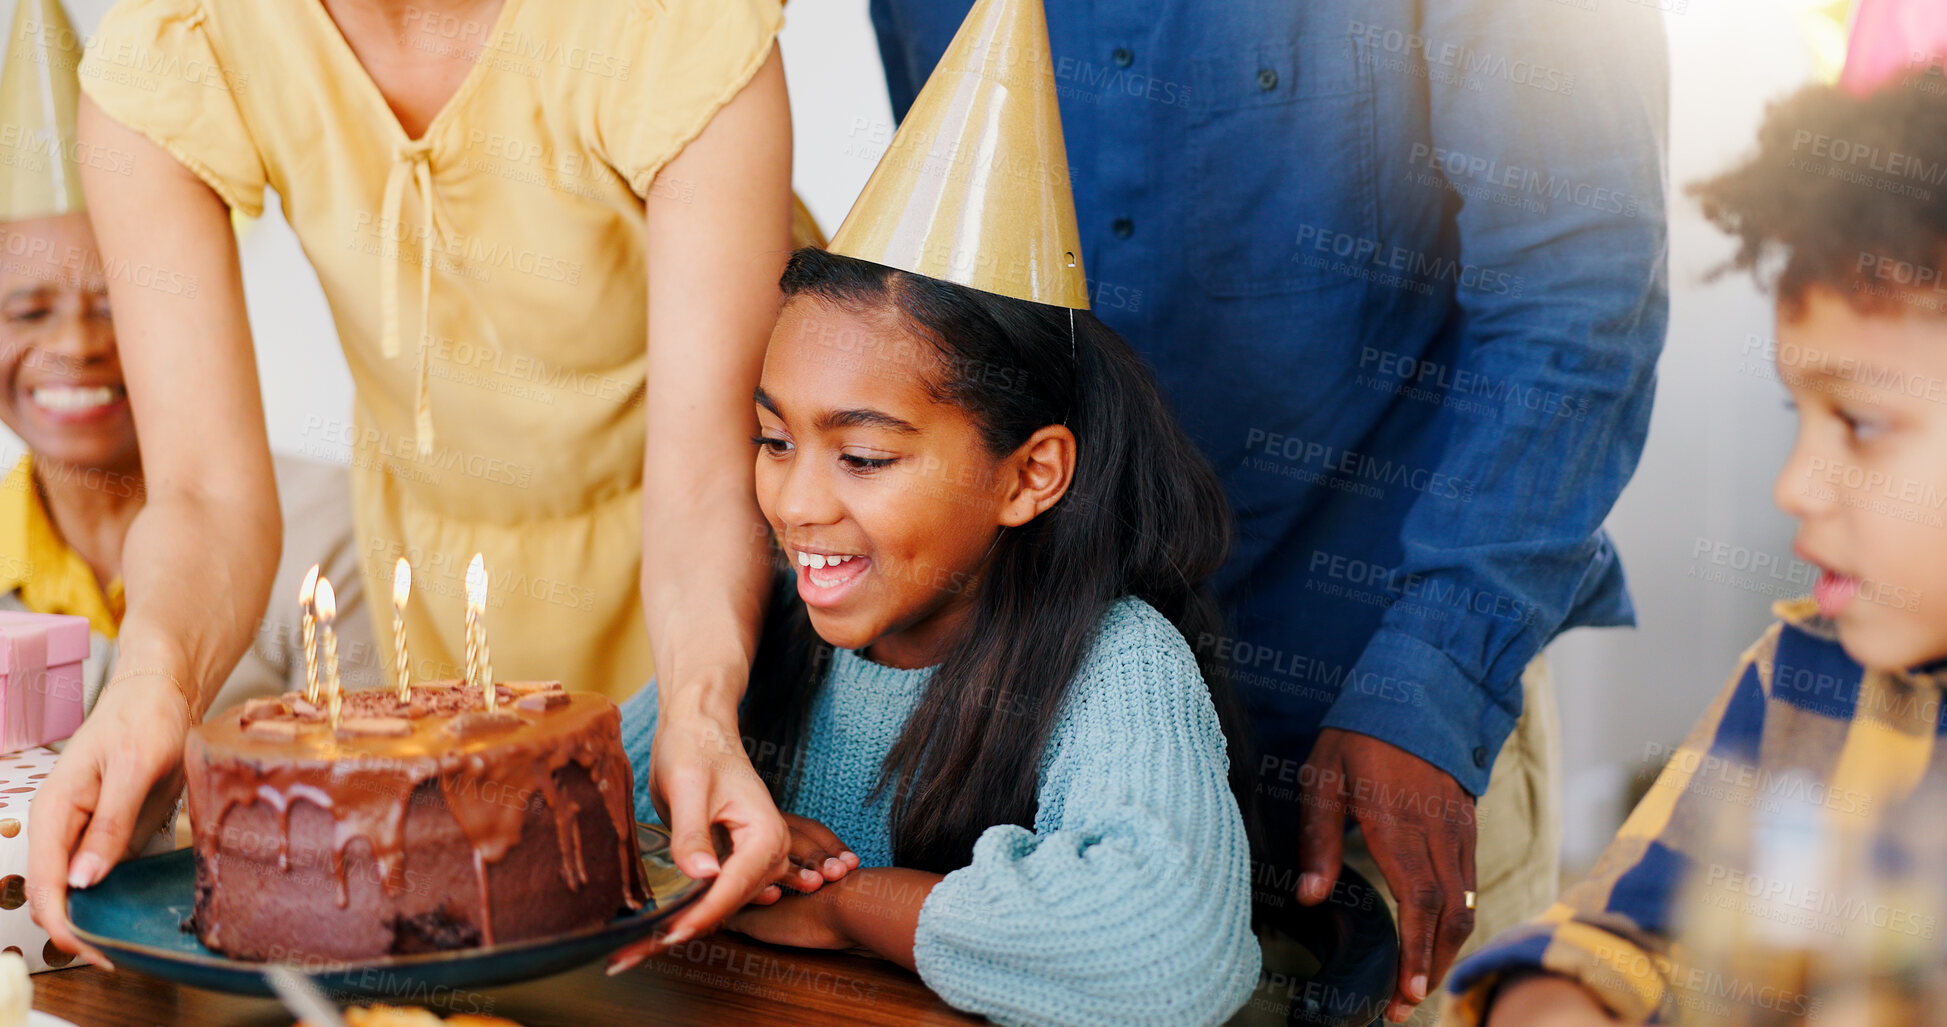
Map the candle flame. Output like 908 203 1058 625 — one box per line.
465 553 487 610
300 564 320 607
314 577 337 622
393 557 412 609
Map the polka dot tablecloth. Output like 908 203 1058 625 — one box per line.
0 747 66 974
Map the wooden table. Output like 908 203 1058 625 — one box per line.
31 935 983 1026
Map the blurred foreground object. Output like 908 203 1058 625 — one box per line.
0 950 27 1027
1843 0 1947 94
296 1006 524 1027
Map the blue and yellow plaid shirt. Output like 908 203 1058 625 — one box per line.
1447 597 1945 1023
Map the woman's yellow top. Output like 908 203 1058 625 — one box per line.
79 0 783 698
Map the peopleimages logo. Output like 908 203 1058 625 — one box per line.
1292 225 1525 297
1347 20 1577 94
1406 143 1643 218
1792 131 1947 186
1702 864 1937 939
1306 550 1531 623
1246 429 1477 501
1052 55 1193 108
1358 346 1588 420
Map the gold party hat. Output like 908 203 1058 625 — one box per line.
828 0 1088 309
0 0 84 219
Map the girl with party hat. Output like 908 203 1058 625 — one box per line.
607 0 1260 1022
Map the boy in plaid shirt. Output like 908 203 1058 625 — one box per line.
1448 69 1947 1025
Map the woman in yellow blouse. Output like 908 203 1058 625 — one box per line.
28 0 795 961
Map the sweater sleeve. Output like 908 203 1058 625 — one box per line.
618 678 663 826
912 600 1261 1027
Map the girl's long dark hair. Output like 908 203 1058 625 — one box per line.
742 248 1255 874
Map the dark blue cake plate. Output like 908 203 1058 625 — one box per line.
68 823 704 998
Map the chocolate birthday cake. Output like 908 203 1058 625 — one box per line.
184 680 649 961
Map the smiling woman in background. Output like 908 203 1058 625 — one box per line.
23 0 797 965
0 213 381 718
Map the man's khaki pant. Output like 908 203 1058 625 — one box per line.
1230 657 1560 1027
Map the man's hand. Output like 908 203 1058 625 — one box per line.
1296 728 1477 1024
29 676 191 967
605 712 789 975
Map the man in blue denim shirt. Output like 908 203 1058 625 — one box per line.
868 0 1668 1019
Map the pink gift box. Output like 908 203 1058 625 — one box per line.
0 613 88 751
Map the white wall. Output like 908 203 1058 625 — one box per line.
1550 0 1817 867
11 0 1815 862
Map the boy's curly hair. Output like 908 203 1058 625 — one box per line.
1691 69 1947 317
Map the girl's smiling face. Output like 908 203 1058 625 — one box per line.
0 213 132 472
753 296 1069 669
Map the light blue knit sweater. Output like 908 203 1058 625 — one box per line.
620 598 1260 1027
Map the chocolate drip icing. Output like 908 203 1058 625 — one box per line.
186 681 647 958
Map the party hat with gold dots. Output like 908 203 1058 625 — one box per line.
827 0 1089 310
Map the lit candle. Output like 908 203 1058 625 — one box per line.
315 577 342 730
464 610 479 699
466 553 493 711
392 558 413 702
299 565 320 704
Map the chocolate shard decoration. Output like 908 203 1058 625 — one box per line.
240 698 289 724
515 691 570 712
442 711 525 739
243 720 299 742
336 717 412 739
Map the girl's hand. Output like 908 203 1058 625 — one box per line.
736 868 941 971
727 887 853 950
751 813 860 905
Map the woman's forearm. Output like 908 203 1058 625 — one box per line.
641 472 771 725
114 481 280 714
78 95 282 713
639 47 791 723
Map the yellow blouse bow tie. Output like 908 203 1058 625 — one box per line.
379 137 439 455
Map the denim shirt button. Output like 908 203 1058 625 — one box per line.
1257 68 1278 91
1472 746 1490 768
1112 47 1133 68
1112 218 1135 239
